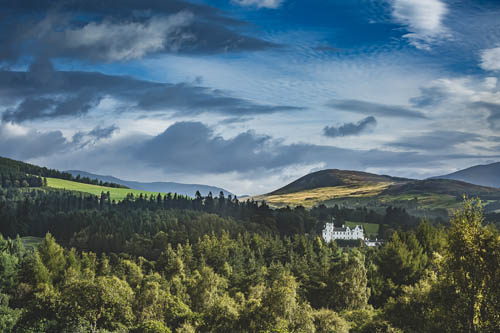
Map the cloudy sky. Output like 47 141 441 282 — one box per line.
1 0 500 195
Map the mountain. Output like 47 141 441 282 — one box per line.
269 169 409 195
257 168 500 216
431 162 500 188
66 170 233 197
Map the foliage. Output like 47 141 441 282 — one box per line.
0 181 499 332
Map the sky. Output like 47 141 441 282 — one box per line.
1 0 500 195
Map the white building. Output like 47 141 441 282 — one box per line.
322 222 364 242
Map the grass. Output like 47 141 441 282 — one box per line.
344 221 379 237
46 177 169 201
21 236 43 249
255 183 393 208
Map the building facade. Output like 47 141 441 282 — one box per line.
322 222 364 242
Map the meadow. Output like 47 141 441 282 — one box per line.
255 183 393 208
344 221 379 237
46 177 170 201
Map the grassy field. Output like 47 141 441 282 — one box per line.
46 178 169 201
255 183 393 208
344 221 379 237
20 236 43 249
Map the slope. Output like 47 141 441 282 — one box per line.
257 169 500 216
269 169 409 195
66 170 233 197
431 162 500 188
46 178 169 201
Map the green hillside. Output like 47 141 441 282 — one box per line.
270 169 408 195
46 177 168 201
257 169 500 217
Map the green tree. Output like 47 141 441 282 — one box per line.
38 233 66 283
442 198 500 332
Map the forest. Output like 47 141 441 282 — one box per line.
1 179 500 332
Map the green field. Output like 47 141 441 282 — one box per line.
46 178 169 201
20 236 43 249
344 221 379 237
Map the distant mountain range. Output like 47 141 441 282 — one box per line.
66 170 233 197
431 162 500 188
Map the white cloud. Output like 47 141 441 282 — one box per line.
390 0 448 49
64 12 194 61
232 0 283 9
480 47 500 71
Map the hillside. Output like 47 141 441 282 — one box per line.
258 169 500 216
432 162 500 188
67 170 233 197
0 156 126 188
269 169 409 195
46 178 170 201
383 179 500 197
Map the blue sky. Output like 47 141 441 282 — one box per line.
1 0 500 194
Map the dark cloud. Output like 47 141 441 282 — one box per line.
386 131 482 151
323 116 377 137
0 0 276 63
72 125 119 148
472 101 500 130
0 60 301 122
409 87 448 108
132 122 474 174
88 125 119 140
0 124 70 160
218 117 254 125
327 99 427 119
11 121 500 178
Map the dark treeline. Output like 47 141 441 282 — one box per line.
0 187 426 252
0 156 127 189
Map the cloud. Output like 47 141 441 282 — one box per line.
473 102 500 130
88 125 119 140
409 86 448 108
232 0 283 9
323 116 377 138
72 125 119 148
0 123 70 160
390 0 448 49
327 99 427 119
62 13 195 61
386 130 482 151
480 47 500 71
0 60 302 122
132 122 479 175
0 0 277 63
18 121 500 194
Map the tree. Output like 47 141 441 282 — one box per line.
38 233 66 283
313 308 349 333
442 198 500 332
328 249 370 311
59 276 135 332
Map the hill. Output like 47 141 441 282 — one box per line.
46 177 171 201
431 162 500 188
382 178 500 197
0 156 126 188
257 169 500 217
269 169 409 195
67 170 233 197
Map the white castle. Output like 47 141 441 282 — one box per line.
322 220 364 242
